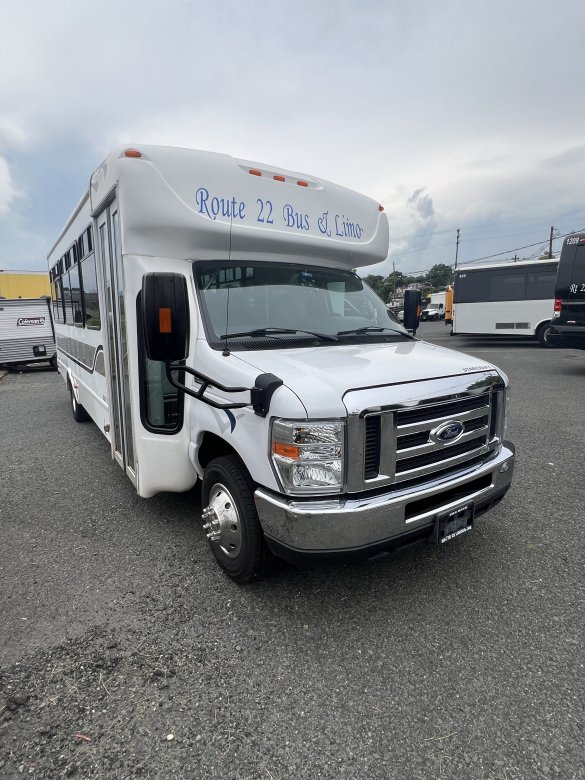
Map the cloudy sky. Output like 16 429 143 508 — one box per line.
1 0 584 276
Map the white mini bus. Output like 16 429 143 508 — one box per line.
48 145 515 582
452 259 558 346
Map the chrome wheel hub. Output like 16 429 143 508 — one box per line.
202 483 241 558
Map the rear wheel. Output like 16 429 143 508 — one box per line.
69 380 90 422
201 455 270 584
536 322 554 348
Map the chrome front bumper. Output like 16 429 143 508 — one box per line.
254 442 515 561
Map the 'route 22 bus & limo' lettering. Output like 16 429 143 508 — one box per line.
194 187 364 240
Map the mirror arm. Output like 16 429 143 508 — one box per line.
165 363 283 416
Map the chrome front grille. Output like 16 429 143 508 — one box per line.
393 392 491 484
356 385 501 491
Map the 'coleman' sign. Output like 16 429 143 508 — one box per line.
17 317 45 326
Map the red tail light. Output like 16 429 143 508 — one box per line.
554 298 562 313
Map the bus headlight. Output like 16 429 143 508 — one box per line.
271 419 345 495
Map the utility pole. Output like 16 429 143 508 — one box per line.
455 228 460 270
549 226 555 259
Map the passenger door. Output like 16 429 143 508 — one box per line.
96 197 136 483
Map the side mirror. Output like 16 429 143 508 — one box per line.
403 289 421 334
142 273 189 362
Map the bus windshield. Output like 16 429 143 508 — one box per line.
195 261 409 347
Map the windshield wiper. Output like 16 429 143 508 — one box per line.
220 327 339 342
336 326 412 338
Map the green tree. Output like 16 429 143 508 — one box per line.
362 275 385 297
427 264 453 289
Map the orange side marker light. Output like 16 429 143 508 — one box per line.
159 307 172 334
273 442 300 459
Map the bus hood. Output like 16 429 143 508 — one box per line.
232 340 498 417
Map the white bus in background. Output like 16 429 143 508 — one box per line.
452 259 558 346
47 145 514 583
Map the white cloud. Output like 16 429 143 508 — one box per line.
0 156 17 214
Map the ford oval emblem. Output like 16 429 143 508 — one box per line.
431 420 465 444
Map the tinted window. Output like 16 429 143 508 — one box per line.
454 270 491 303
491 271 527 301
80 253 101 328
51 279 64 324
456 268 532 302
69 265 84 325
526 270 556 299
61 272 73 323
571 246 585 287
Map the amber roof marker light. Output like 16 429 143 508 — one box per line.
273 175 286 182
124 149 142 158
378 205 384 212
296 180 309 187
249 169 262 176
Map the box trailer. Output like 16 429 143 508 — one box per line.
0 298 56 368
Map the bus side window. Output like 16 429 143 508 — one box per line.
80 253 101 328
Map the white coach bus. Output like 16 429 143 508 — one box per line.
452 259 558 346
48 145 515 582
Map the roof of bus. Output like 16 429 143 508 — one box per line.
85 145 389 270
455 258 559 273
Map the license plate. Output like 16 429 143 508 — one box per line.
432 502 474 544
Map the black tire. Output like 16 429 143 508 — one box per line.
69 380 90 422
201 455 270 584
49 355 57 369
536 322 554 348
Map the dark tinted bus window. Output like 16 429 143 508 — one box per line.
69 265 84 325
491 271 527 301
526 269 556 299
51 279 64 324
61 272 73 323
80 253 101 329
455 268 534 302
454 270 491 303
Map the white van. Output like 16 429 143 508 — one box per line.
48 145 515 582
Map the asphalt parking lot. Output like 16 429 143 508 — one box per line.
0 322 583 779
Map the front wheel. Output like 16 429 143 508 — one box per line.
69 380 90 422
536 322 554 348
201 455 271 584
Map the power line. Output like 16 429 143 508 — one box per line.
387 216 564 245
458 227 583 265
